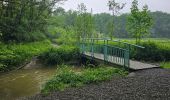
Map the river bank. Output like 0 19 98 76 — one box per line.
21 68 170 100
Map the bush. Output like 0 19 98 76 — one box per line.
41 65 128 93
0 40 52 72
132 41 170 61
41 66 83 93
39 45 80 65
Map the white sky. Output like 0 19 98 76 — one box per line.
59 0 170 14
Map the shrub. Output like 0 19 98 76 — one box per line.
82 67 121 84
39 45 80 65
41 66 83 93
132 41 170 61
0 40 52 72
41 65 128 93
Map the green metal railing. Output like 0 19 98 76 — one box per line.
80 38 144 68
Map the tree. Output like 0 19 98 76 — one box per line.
0 0 66 42
53 7 65 16
127 0 153 44
94 13 112 35
107 0 126 40
75 3 94 42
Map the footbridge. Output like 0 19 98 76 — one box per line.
79 38 159 70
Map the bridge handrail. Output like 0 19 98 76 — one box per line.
107 45 128 51
111 40 145 49
81 38 145 49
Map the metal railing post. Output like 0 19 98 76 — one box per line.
82 38 85 54
124 49 130 68
104 39 108 62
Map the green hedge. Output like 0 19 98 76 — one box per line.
132 42 170 61
39 45 80 65
0 40 52 72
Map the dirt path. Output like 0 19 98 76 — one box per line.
21 68 170 100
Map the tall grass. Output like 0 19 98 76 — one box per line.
0 40 52 72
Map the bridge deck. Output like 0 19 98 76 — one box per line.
84 52 159 70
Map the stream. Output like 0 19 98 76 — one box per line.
0 60 56 100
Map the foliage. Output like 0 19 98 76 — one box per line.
161 62 170 68
0 0 64 42
52 27 77 45
93 12 170 38
41 65 128 93
131 41 170 61
85 39 170 62
39 46 80 65
150 11 170 38
107 0 126 40
127 0 153 44
107 18 114 39
75 3 95 42
94 13 112 35
0 40 52 72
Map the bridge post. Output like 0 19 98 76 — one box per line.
124 49 130 68
91 38 94 58
104 39 108 62
82 38 85 54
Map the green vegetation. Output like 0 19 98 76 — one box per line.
75 3 94 41
0 0 170 98
0 40 52 72
132 41 170 61
93 12 170 38
39 46 80 65
87 39 170 62
48 27 76 45
0 0 64 43
119 39 170 61
107 0 126 40
41 65 128 93
127 0 153 44
161 62 170 68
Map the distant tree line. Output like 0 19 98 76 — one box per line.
1 0 170 43
94 11 170 39
51 8 170 38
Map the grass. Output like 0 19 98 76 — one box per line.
161 62 170 68
41 65 128 93
0 40 52 72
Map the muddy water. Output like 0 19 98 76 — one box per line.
0 67 56 100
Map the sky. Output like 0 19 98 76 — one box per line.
59 0 170 14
